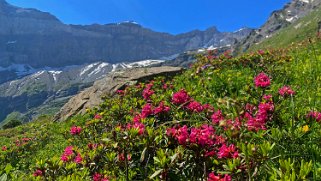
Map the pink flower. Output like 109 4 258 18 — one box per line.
208 172 231 181
166 127 177 137
263 94 273 101
142 83 154 100
258 49 265 55
153 102 170 115
74 153 83 164
247 117 267 131
205 150 216 157
307 111 321 122
254 72 271 88
116 90 125 95
61 146 74 162
246 101 274 131
141 103 153 118
127 121 145 135
33 169 43 177
93 173 109 181
163 83 168 90
203 104 215 112
2 146 7 151
279 86 295 97
172 89 191 105
87 143 98 150
217 144 239 159
187 101 204 112
94 114 102 119
118 153 132 162
211 110 224 124
70 126 82 135
133 121 145 135
176 125 189 145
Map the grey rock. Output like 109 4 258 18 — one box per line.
54 66 182 121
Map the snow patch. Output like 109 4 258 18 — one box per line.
300 0 312 3
48 71 62 82
126 60 164 68
80 62 100 76
88 63 109 77
233 28 246 33
198 49 206 53
31 71 45 79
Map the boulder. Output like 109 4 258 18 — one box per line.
54 66 182 121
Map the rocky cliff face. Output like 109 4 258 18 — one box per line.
0 0 251 71
236 0 321 52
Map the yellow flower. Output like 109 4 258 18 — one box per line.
302 125 309 133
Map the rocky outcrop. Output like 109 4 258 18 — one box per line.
236 0 321 52
54 66 182 121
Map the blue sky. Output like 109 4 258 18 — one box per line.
7 0 290 34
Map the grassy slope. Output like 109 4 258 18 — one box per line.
0 38 320 179
247 6 321 52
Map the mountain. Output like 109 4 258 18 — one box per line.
245 2 321 52
0 0 251 82
0 59 164 122
236 0 321 52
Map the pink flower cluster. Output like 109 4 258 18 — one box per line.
211 110 224 124
70 126 82 135
307 111 321 122
246 100 274 131
33 169 43 177
172 89 191 105
116 90 125 95
187 101 204 112
254 72 271 88
93 173 109 181
1 146 7 151
15 138 31 147
172 89 214 113
278 86 295 97
217 144 239 159
141 102 171 118
208 173 231 181
127 121 145 135
167 125 221 147
94 114 102 119
153 101 171 115
143 83 155 100
60 146 83 164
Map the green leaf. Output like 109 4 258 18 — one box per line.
0 174 7 181
4 164 12 175
140 147 147 162
149 169 163 179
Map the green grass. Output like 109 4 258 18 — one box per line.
1 34 321 180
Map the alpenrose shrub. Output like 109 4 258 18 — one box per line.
21 67 318 181
2 43 321 180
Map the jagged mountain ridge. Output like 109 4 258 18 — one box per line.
236 0 321 52
0 0 251 69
